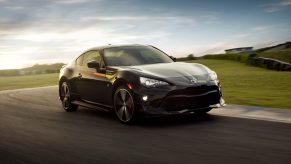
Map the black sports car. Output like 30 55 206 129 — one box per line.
59 44 225 123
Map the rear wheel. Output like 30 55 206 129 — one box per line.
113 86 136 123
60 82 78 112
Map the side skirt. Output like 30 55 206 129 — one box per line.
71 100 113 112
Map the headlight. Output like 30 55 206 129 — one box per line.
140 77 169 87
209 71 217 81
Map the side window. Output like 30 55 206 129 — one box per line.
76 55 83 66
82 51 104 68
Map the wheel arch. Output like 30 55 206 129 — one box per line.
59 76 68 99
112 78 129 100
111 70 140 103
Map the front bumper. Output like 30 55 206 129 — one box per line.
133 83 225 116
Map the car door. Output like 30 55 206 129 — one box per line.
70 54 84 99
75 50 110 105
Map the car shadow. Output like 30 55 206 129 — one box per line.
135 113 220 127
71 106 220 127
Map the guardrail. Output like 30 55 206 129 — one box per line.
248 57 291 71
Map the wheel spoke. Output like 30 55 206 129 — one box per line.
125 98 132 107
61 86 65 97
114 89 134 122
126 105 133 114
123 107 129 121
63 97 68 109
115 96 123 106
65 87 70 97
63 85 67 95
117 106 124 118
120 90 126 101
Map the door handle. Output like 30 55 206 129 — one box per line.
77 73 82 79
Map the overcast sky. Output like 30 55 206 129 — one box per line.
0 0 291 69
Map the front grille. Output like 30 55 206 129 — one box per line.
169 85 218 96
160 86 221 111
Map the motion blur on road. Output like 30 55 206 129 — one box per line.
0 86 291 164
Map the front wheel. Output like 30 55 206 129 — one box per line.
60 81 78 112
113 86 136 123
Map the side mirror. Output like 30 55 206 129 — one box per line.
170 56 176 62
87 60 100 72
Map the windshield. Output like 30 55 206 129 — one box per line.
103 46 173 66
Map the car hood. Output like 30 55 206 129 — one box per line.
127 62 212 86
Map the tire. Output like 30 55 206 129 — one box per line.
113 86 136 123
195 108 212 115
60 81 78 112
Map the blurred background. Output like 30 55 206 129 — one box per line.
1 1 291 163
0 0 291 108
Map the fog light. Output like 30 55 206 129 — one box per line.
142 96 148 101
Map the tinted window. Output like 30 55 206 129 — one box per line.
82 51 103 67
103 46 173 66
76 55 83 66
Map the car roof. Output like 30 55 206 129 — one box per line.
86 44 149 51
73 44 157 61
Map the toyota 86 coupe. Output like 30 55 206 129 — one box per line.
59 44 225 123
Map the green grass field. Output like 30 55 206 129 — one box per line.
0 73 59 91
190 59 291 109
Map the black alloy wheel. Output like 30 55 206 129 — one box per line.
114 86 135 123
60 82 78 112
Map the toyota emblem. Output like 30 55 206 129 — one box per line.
190 77 197 84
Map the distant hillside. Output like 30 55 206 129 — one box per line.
21 63 64 72
256 42 291 53
254 42 291 63
0 63 65 76
196 41 291 71
256 49 291 63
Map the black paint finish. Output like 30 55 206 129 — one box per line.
59 45 223 116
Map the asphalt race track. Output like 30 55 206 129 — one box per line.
0 86 291 164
